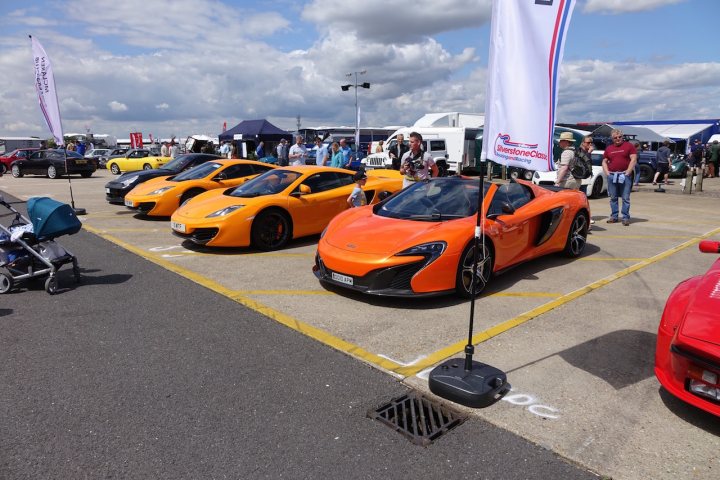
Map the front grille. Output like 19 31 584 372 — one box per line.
368 392 466 446
137 202 156 213
192 228 219 243
388 262 426 290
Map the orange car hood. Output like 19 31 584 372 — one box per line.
174 189 280 218
326 208 447 255
129 175 174 194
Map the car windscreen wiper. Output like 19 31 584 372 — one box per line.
407 212 466 221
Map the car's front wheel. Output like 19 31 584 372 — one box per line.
251 209 292 251
564 212 588 257
110 163 121 175
456 240 494 298
590 177 603 198
47 165 58 179
11 164 22 178
143 163 152 170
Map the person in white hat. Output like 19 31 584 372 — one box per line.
554 131 580 190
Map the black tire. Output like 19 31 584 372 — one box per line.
0 163 6 175
455 240 494 298
80 171 93 178
142 163 152 170
45 276 58 295
590 177 603 198
0 272 13 294
11 164 23 178
564 212 588 258
436 162 448 177
180 189 204 206
47 165 58 179
251 209 292 251
110 163 121 175
522 169 534 181
638 164 654 183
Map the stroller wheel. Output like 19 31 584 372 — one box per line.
0 272 13 294
45 276 58 295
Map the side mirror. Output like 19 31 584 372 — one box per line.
487 202 515 220
213 172 228 181
378 190 393 201
291 184 312 196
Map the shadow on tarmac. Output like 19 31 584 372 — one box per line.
507 330 657 390
0 308 12 316
178 235 321 255
658 388 720 435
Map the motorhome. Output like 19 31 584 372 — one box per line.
0 137 42 155
360 112 483 175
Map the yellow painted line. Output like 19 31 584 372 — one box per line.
93 228 165 233
576 257 648 262
486 292 561 298
236 289 335 296
594 235 694 239
396 226 720 377
81 224 403 374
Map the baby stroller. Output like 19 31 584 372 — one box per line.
0 194 81 294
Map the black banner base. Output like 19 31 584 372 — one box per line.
429 359 510 408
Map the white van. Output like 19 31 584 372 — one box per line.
361 126 480 176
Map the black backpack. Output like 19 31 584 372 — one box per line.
570 150 592 179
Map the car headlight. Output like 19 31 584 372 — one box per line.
396 241 447 260
206 205 244 218
148 186 175 195
121 175 139 187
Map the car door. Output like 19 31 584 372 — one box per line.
487 183 534 268
25 151 49 175
288 171 353 236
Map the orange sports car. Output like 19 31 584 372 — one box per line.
123 160 275 216
314 177 590 297
170 166 403 250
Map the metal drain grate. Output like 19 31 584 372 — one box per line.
368 391 466 446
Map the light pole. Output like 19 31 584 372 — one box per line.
341 70 370 161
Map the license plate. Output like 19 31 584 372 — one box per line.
124 199 135 207
171 221 186 233
331 271 353 286
75 159 86 164
105 188 110 194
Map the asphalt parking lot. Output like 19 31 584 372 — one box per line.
2 169 719 479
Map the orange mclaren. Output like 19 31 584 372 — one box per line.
314 177 590 297
123 160 275 216
170 166 403 250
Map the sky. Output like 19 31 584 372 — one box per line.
0 0 718 141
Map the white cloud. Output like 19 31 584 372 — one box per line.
109 101 128 112
583 0 687 14
155 103 170 110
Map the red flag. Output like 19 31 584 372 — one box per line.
223 121 227 132
130 132 143 149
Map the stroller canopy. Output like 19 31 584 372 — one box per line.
27 197 82 240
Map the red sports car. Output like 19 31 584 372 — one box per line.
655 240 720 417
0 148 39 174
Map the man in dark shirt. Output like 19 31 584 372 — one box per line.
653 139 672 185
602 128 637 226
388 134 409 171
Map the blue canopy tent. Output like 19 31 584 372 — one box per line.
218 119 291 143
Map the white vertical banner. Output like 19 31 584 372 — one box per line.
30 36 65 147
481 0 576 172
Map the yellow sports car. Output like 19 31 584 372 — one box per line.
170 166 403 250
106 149 167 175
124 160 275 216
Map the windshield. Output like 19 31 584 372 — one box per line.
375 177 489 221
161 154 192 171
229 169 301 197
172 162 223 181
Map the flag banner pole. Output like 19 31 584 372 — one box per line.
30 35 86 214
430 0 576 409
